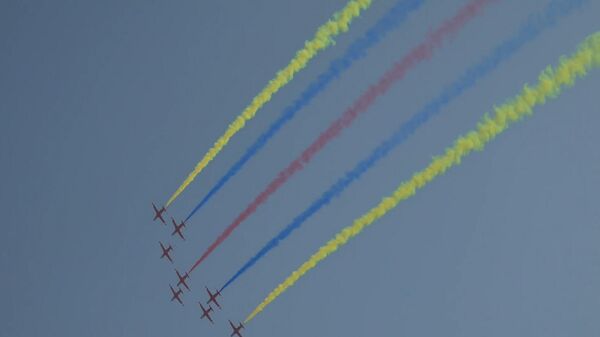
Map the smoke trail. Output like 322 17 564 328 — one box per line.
165 0 373 207
246 31 600 323
220 0 585 291
188 0 492 274
185 0 425 220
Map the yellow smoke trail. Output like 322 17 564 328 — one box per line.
165 0 373 207
245 31 600 323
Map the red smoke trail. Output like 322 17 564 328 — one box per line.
188 0 493 274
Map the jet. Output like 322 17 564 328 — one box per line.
169 284 183 305
152 203 166 224
160 242 173 263
229 320 244 337
175 269 190 291
171 218 186 240
199 303 214 324
205 287 222 309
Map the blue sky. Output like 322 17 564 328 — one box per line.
1 1 598 336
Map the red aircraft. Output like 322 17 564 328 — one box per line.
205 287 222 309
160 242 173 263
229 320 244 337
171 218 186 240
169 284 183 305
152 203 166 224
199 303 214 324
175 269 190 291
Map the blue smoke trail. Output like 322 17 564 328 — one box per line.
186 0 425 221
221 0 585 291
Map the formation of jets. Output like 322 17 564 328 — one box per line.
153 203 243 336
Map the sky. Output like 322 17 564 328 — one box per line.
1 0 599 336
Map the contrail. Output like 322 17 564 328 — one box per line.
245 30 600 323
185 0 425 220
165 0 373 207
188 0 493 274
220 0 584 291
